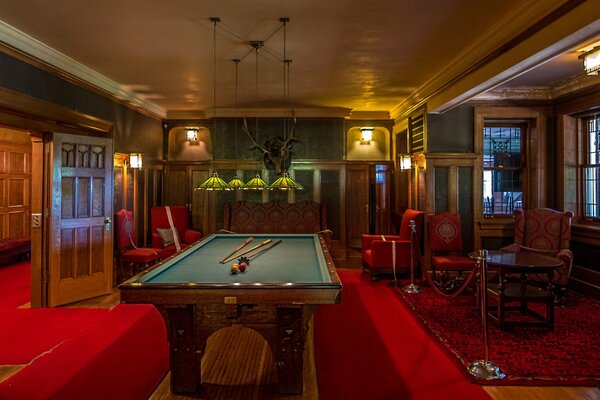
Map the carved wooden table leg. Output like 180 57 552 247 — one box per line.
277 307 305 394
160 305 201 394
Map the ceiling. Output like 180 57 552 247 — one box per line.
0 0 597 117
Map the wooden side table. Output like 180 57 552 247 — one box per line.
485 251 562 331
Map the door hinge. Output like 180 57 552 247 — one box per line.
42 270 49 285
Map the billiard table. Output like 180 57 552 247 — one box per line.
119 233 342 395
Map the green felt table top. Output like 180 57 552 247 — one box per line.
136 234 333 285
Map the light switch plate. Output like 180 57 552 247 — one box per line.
32 213 42 228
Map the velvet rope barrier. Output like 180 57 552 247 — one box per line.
424 263 480 299
414 237 481 299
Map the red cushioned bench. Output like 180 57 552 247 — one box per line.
0 304 169 400
0 237 30 263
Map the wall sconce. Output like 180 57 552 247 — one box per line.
399 154 412 170
186 128 199 141
129 153 143 169
360 127 374 144
579 46 600 75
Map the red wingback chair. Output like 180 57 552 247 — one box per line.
427 212 477 295
151 206 203 258
361 209 424 281
501 208 573 304
115 209 161 282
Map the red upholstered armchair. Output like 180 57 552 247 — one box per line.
501 208 573 304
361 209 424 281
151 206 203 258
426 212 477 295
115 209 161 282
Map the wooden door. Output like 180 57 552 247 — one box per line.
345 164 369 248
47 133 113 306
374 164 392 234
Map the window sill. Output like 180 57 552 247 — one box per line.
572 223 600 246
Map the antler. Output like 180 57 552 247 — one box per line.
243 116 269 154
282 109 300 149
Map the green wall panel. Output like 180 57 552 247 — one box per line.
320 170 341 239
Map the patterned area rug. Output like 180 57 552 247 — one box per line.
398 284 600 386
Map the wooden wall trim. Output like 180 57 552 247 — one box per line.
572 224 600 246
0 87 113 135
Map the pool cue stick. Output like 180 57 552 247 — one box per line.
219 236 254 264
221 239 272 264
246 239 282 260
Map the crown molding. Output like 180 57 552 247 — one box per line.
0 20 166 119
551 72 600 97
347 110 391 120
472 87 552 101
473 72 600 101
167 106 352 120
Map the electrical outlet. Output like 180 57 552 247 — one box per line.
32 213 42 228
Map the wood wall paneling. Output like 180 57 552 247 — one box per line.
113 153 163 247
0 141 32 239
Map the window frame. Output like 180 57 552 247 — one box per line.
482 121 528 218
579 113 600 223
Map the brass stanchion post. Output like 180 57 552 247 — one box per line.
467 249 506 380
403 220 422 294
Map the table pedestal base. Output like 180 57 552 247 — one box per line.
467 360 506 380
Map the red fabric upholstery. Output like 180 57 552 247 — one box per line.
222 201 332 245
151 206 203 258
428 212 476 272
115 209 161 280
121 248 161 263
0 237 31 260
0 305 169 400
361 209 424 278
501 208 573 286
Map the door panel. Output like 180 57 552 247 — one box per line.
48 133 113 307
345 164 369 248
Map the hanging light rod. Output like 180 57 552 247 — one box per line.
214 18 291 63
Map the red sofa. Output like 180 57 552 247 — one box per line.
0 304 169 400
0 237 31 263
151 206 203 258
223 201 332 244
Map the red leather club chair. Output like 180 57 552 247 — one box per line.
501 208 573 305
151 206 203 258
115 209 161 282
361 209 424 281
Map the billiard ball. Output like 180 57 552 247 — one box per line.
238 262 247 272
231 264 240 274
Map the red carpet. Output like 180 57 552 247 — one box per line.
0 261 30 309
399 283 600 386
315 270 491 400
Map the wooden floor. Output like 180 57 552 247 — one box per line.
64 281 599 400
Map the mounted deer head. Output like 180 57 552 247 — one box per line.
243 110 300 175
